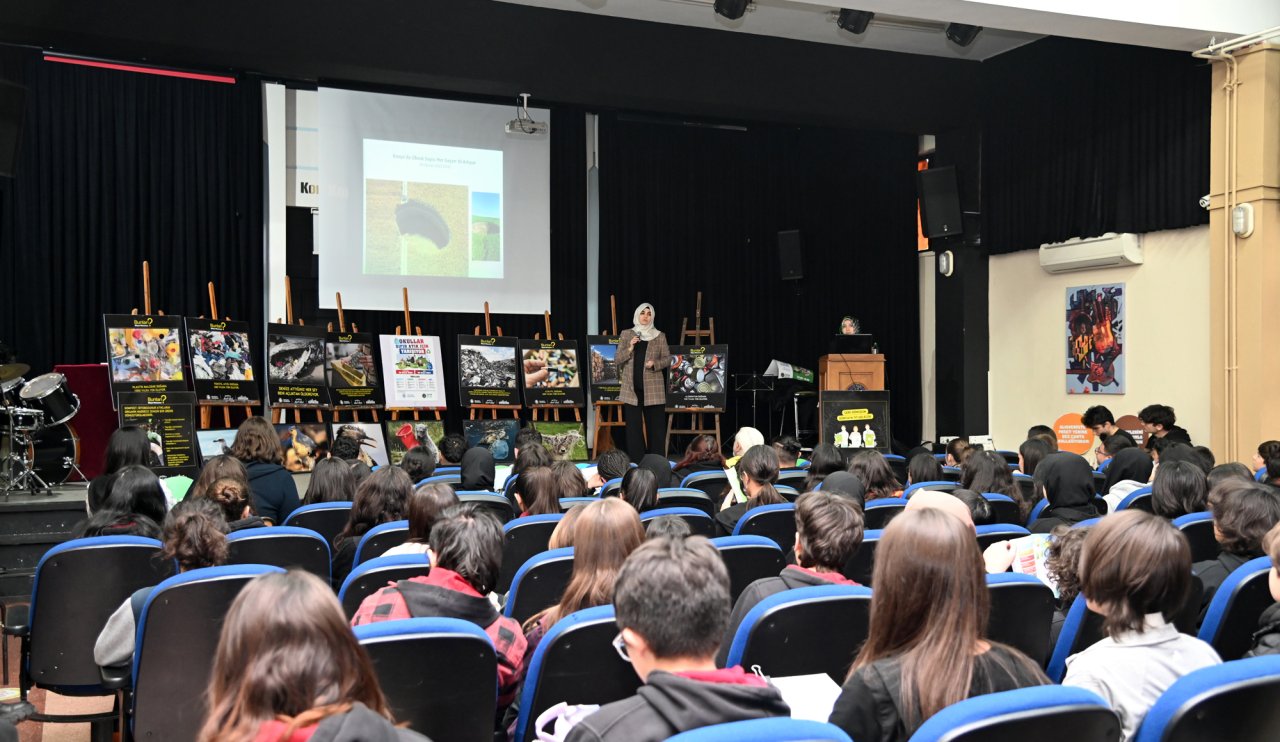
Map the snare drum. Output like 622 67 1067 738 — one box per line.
18 373 80 426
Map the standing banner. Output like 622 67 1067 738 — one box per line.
667 345 729 410
457 335 520 407
385 420 446 465
519 339 585 407
1067 283 1125 394
184 317 261 405
462 419 520 463
820 390 892 455
326 331 381 408
267 323 331 408
379 335 447 409
532 421 588 461
586 335 622 402
116 391 200 478
104 314 188 403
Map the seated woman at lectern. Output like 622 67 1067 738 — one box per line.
840 316 861 335
617 302 671 461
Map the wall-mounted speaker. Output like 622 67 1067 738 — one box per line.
778 229 803 281
918 166 963 239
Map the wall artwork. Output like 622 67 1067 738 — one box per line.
1066 283 1124 395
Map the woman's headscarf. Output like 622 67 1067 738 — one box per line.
632 303 659 341
638 453 673 490
1103 447 1154 493
460 447 495 492
820 471 865 510
1034 451 1096 509
839 316 860 334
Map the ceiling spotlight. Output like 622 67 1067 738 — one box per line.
714 0 750 21
836 10 875 35
945 23 983 47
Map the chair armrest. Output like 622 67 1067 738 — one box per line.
99 663 132 690
3 604 29 636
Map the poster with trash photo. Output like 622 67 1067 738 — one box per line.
457 335 520 407
820 390 892 455
519 339 585 407
326 331 381 408
463 418 520 464
184 317 260 404
667 345 729 410
104 314 188 404
586 335 621 403
267 323 330 408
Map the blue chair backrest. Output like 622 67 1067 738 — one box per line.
668 718 853 741
1173 511 1218 562
1133 655 1280 742
338 553 432 618
503 473 520 497
28 536 174 692
1117 485 1154 512
226 526 331 581
1027 497 1049 525
1256 468 1267 482
354 617 497 740
909 685 1119 742
681 470 730 498
776 484 801 501
599 477 623 498
982 493 1022 525
941 465 963 482
434 465 461 475
514 605 640 742
776 469 809 489
419 473 462 487
283 501 353 545
657 488 715 516
498 513 564 594
974 523 1031 550
504 547 575 624
710 535 785 603
354 520 410 566
864 497 908 530
1198 555 1274 661
1047 596 1101 682
1098 457 1113 472
458 492 516 524
995 450 1020 466
732 503 798 552
1013 472 1037 506
640 506 716 537
985 572 1055 666
884 453 909 483
904 481 957 498
933 453 947 462
842 528 883 585
132 564 284 739
558 496 598 511
723 584 872 682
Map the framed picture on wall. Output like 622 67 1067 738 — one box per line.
1066 284 1125 395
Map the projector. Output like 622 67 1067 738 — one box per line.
505 119 547 136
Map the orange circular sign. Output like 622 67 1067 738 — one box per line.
1054 412 1096 456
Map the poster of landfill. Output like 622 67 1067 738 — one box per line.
184 317 260 404
266 323 331 408
457 335 520 407
519 339 585 407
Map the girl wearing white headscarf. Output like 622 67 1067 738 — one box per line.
722 426 765 508
616 302 671 461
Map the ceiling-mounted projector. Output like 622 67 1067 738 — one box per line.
506 92 547 136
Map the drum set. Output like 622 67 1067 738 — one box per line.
1 362 85 496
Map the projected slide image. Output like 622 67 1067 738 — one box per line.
365 179 469 277
471 192 501 262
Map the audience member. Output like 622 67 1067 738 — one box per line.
565 536 789 742
820 471 866 508
715 445 785 535
1156 441 1209 475
199 570 427 742
1193 479 1280 617
351 504 526 708
944 438 970 468
515 466 560 517
1101 447 1155 510
636 453 673 490
1029 452 1099 533
906 453 943 487
1207 462 1253 490
803 443 845 492
514 426 544 460
1017 437 1052 476
551 459 589 499
510 443 552 505
1081 405 1136 447
723 427 766 503
382 483 458 557
594 449 632 489
960 451 1023 517
1138 404 1192 447
1150 460 1208 519
302 456 356 504
548 504 585 549
186 454 251 502
1245 522 1280 657
1253 440 1280 476
398 446 437 485
330 435 373 485
74 465 167 538
1095 429 1136 469
460 447 496 491
644 515 691 540
228 416 300 525
1062 511 1221 740
198 477 264 531
672 435 726 483
829 508 1047 741
847 449 902 501
87 426 158 511
330 467 413 589
438 433 468 465
1045 524 1090 647
619 467 659 513
949 488 994 526
1192 445 1216 472
771 435 802 469
717 492 863 665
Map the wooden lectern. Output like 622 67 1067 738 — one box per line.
818 354 885 391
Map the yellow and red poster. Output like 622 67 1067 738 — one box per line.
1067 284 1124 394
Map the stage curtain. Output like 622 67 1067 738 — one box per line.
981 38 1210 254
597 114 922 447
0 48 264 378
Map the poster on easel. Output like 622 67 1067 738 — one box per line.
532 421 588 461
463 418 520 463
667 345 729 409
104 314 188 404
519 339 585 407
457 335 520 407
379 334 447 409
326 331 381 408
333 422 390 468
820 390 892 455
586 335 622 402
386 419 446 465
116 391 200 478
184 317 260 405
267 323 331 408
275 422 332 472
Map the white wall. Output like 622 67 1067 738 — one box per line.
987 225 1211 455
918 250 937 442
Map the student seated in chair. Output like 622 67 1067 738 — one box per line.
1192 479 1280 619
350 503 526 709
1245 522 1280 657
714 445 786 535
565 536 790 742
771 435 803 470
438 433 467 466
716 491 863 666
1138 403 1192 448
1082 404 1135 448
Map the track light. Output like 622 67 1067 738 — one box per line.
714 0 750 21
836 10 875 35
945 23 983 47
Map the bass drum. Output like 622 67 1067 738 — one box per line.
0 422 81 485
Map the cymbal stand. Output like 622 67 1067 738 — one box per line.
59 455 88 486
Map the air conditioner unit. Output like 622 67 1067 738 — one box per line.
1038 233 1143 274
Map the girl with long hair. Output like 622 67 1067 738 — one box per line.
715 445 785 535
829 508 1047 741
803 443 845 492
905 452 943 487
551 460 589 500
619 467 659 513
198 570 426 742
187 455 251 502
673 434 726 483
382 484 458 558
303 456 356 504
75 464 168 538
514 466 560 517
87 426 154 512
227 416 299 525
848 449 903 501
960 451 1027 519
330 467 414 589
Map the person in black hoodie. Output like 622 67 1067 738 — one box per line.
227 416 299 525
1100 446 1155 511
460 446 496 491
1029 452 1099 533
716 491 864 666
566 536 790 742
1246 522 1280 657
1194 479 1280 620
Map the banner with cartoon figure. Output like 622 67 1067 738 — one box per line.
820 390 891 455
1067 284 1124 394
104 314 188 404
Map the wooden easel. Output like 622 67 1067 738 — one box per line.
270 275 327 425
326 291 379 423
592 295 624 455
387 287 444 422
666 291 722 456
197 282 258 430
530 311 583 424
130 261 164 316
469 301 521 421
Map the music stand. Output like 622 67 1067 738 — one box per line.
733 373 774 434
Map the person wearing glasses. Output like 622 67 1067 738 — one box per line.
566 536 789 742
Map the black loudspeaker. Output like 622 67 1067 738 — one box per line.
778 230 803 281
0 81 26 178
918 166 964 239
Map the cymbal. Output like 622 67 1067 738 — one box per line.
0 363 30 383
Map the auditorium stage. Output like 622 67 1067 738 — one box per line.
0 486 89 602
